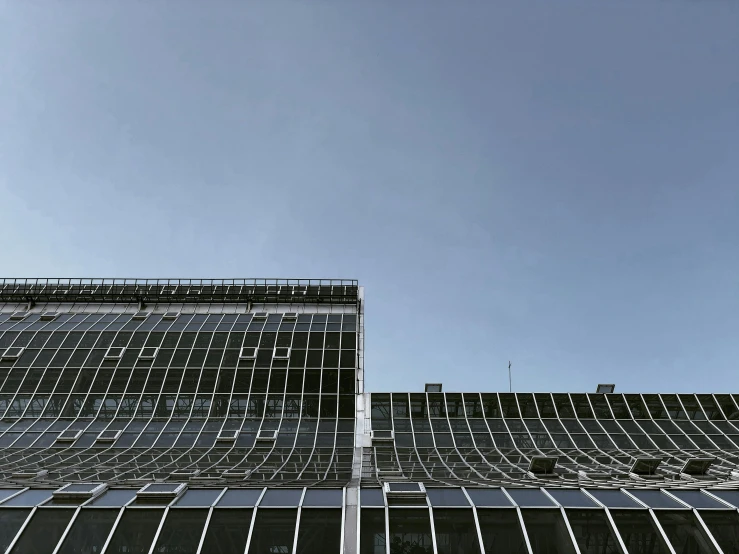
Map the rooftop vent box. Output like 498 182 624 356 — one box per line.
217 429 239 441
383 482 426 497
39 312 60 321
162 312 180 319
104 347 126 360
239 347 257 360
11 469 48 480
273 347 290 359
679 458 714 480
371 430 395 443
56 429 83 442
629 457 662 480
252 312 268 320
596 384 615 394
527 455 559 477
256 429 278 441
9 312 28 320
425 383 442 393
136 482 187 501
1 347 24 361
96 429 122 442
53 483 107 500
132 311 151 320
282 313 298 320
138 347 159 360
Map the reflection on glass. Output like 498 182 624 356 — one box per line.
586 490 641 508
360 489 385 508
302 489 343 507
57 509 119 554
295 508 342 553
9 508 75 554
506 489 555 507
199 509 253 554
433 509 481 554
106 509 165 554
0 510 31 552
565 509 624 554
476 509 527 554
655 512 719 554
153 509 209 553
697 511 739 554
610 510 670 554
388 509 434 554
247 508 297 554
360 509 386 554
521 509 577 554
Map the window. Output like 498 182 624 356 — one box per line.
240 346 257 359
283 312 298 320
53 483 107 500
528 455 558 475
56 429 83 442
132 311 151 319
1 347 24 361
274 346 291 359
252 312 268 320
56 509 119 554
162 311 180 319
425 383 443 393
39 312 59 321
217 429 239 441
596 384 615 394
9 312 27 320
136 482 187 501
104 346 125 359
200 509 253 553
96 429 122 442
138 347 159 360
257 429 278 440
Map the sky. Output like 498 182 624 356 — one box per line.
1 1 738 395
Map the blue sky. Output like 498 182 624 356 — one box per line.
1 1 738 394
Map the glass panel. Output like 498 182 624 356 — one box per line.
153 508 209 553
361 489 385 507
433 508 481 554
259 489 303 507
175 489 223 507
3 489 52 507
388 508 434 554
656 511 719 554
427 488 470 507
666 491 726 509
361 509 386 554
0 491 20 503
610 510 670 554
247 508 297 554
704 490 739 508
217 489 263 507
302 489 343 507
9 508 75 554
546 489 598 508
626 490 685 509
106 508 165 554
295 508 342 554
586 490 641 508
199 509 253 554
505 489 555 507
465 489 513 507
565 509 624 554
57 509 119 554
477 509 526 554
521 509 577 554
90 489 136 507
0 509 31 553
698 511 739 554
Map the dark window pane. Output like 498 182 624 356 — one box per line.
199 509 253 554
3 489 53 506
626 490 684 509
247 508 297 554
259 489 302 507
427 488 470 507
175 489 223 507
217 489 263 507
302 489 342 507
153 509 209 553
610 510 670 554
547 489 598 508
9 508 75 554
698 511 739 554
295 508 342 554
586 490 641 508
477 509 527 554
666 491 726 509
57 509 119 554
90 489 137 507
704 490 739 508
361 489 385 507
466 489 513 507
433 509 481 554
656 512 720 554
0 510 31 553
388 509 434 554
506 489 555 507
361 509 386 554
521 509 577 554
106 509 165 554
565 509 623 554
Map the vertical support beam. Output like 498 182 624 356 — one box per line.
648 510 677 554
693 509 726 554
343 485 358 554
427 503 439 554
4 506 37 554
99 507 126 554
462 487 486 554
146 506 170 554
50 506 82 554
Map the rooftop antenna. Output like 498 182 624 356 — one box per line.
508 361 512 393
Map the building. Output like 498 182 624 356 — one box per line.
0 278 737 553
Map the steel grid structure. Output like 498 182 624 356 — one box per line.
0 278 738 553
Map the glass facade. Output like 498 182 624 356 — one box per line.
0 278 737 552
